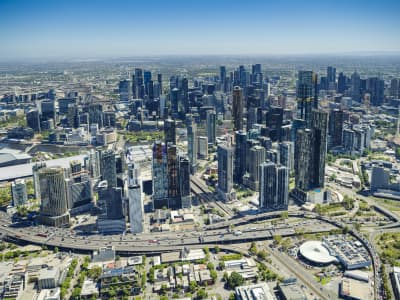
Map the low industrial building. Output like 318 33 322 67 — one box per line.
391 266 400 300
235 283 275 300
277 279 307 300
339 277 373 300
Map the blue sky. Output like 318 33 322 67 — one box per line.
0 0 399 59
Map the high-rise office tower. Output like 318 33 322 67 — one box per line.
103 111 116 127
100 150 117 188
217 144 234 201
294 110 328 191
206 110 216 145
266 106 283 142
167 144 180 208
85 149 101 178
178 156 191 208
37 166 70 227
338 72 347 94
313 73 319 109
296 71 314 125
164 118 176 145
197 136 208 159
234 130 247 184
40 100 56 121
329 109 344 148
26 109 41 132
67 104 79 128
259 162 288 210
32 162 47 202
351 72 361 102
98 187 124 219
246 145 266 191
119 79 132 101
279 142 294 171
11 179 27 206
97 186 125 234
88 103 103 128
143 71 152 95
327 66 336 90
187 119 198 174
366 77 385 106
390 78 399 98
232 86 243 131
157 73 163 94
152 141 168 209
134 68 144 98
128 163 143 234
170 88 180 116
220 66 227 92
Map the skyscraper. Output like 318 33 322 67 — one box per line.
329 109 344 148
366 77 385 106
119 79 132 101
37 166 70 227
11 179 27 206
279 142 294 171
220 66 227 92
259 162 289 210
100 149 117 188
187 118 198 174
234 130 247 184
217 144 234 201
178 155 191 208
206 110 216 145
266 106 283 142
232 86 243 131
26 109 41 132
327 66 336 90
152 141 168 209
164 118 176 145
167 144 180 207
390 78 399 98
246 145 266 191
134 68 144 98
128 163 144 234
294 110 328 192
351 72 361 102
97 186 125 234
338 72 347 94
88 103 104 128
296 71 314 125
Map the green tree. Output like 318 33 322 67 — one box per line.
280 211 289 219
197 288 208 299
189 281 198 293
273 235 282 245
227 272 244 289
249 242 258 255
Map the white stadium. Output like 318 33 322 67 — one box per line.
298 241 337 265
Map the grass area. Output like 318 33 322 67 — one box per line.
121 130 164 143
220 253 243 261
371 197 400 217
315 275 332 285
0 185 12 207
376 232 400 266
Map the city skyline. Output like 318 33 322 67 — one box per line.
1 0 400 60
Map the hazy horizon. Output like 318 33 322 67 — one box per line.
1 0 400 60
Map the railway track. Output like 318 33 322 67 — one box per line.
190 176 234 217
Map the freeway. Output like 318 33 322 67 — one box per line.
0 213 335 255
